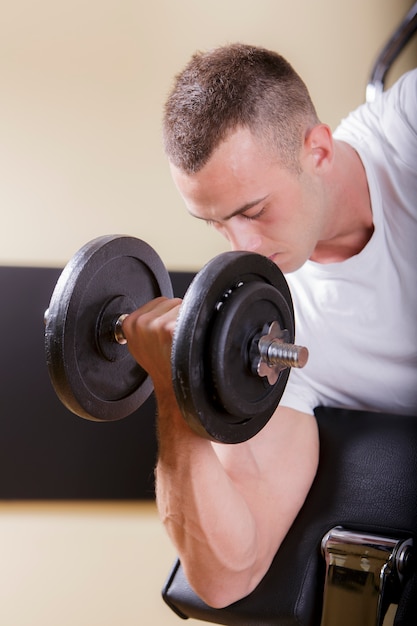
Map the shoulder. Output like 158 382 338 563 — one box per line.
334 70 417 143
386 69 417 123
333 71 417 177
377 70 417 141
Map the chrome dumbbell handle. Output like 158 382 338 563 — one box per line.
114 315 308 387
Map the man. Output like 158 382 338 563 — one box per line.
122 44 417 608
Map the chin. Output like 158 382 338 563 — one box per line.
274 258 303 275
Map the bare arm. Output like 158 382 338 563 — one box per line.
122 299 319 608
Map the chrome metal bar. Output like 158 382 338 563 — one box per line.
256 321 309 385
264 339 309 369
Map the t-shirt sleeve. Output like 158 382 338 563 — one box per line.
279 369 318 416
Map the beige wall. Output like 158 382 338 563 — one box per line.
1 1 416 625
1 0 416 271
0 502 185 626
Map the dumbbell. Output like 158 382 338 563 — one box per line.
44 235 308 443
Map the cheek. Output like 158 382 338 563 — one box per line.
260 211 296 241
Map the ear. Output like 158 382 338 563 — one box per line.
303 124 334 172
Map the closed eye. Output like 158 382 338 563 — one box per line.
205 207 266 227
241 206 267 221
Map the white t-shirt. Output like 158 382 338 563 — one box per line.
281 70 417 416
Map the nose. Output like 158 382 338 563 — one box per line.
227 223 262 253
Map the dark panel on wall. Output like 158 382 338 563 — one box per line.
0 265 194 499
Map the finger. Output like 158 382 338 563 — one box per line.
121 297 182 341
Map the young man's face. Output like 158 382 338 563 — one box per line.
170 126 328 274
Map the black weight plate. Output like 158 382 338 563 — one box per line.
210 281 293 421
45 235 173 421
171 251 294 444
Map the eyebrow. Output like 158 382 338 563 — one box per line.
189 195 269 223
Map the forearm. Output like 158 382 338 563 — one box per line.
121 300 264 600
154 389 265 607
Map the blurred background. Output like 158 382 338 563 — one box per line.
0 1 416 624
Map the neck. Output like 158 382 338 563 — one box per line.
311 141 374 264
